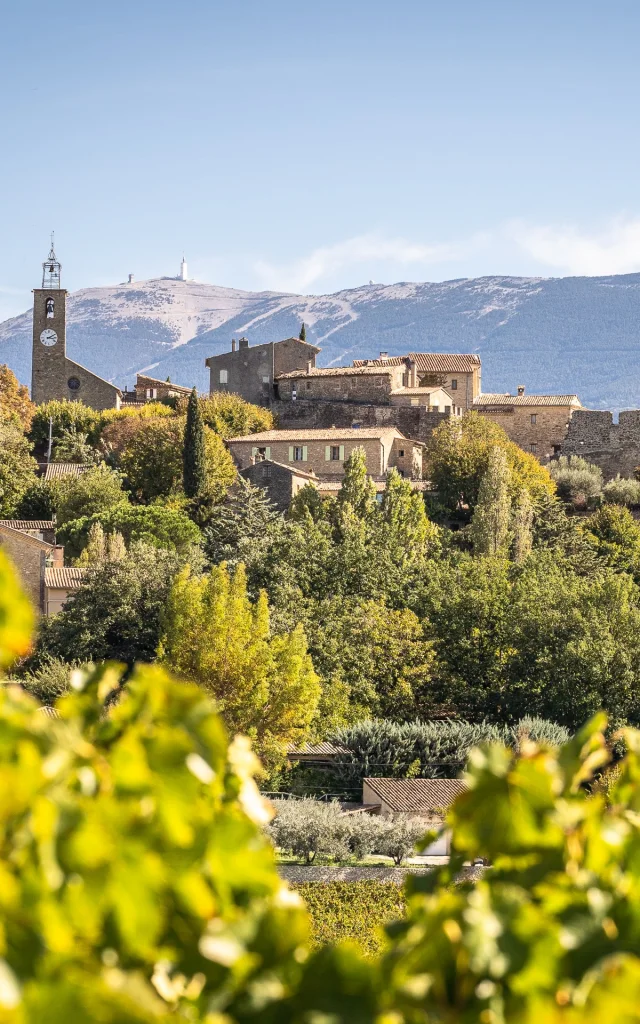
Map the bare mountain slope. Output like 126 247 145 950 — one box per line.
2 273 640 409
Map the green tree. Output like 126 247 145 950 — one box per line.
427 412 555 516
14 479 57 520
74 521 127 566
36 542 186 666
0 421 38 517
59 502 201 559
584 502 640 581
29 399 100 451
52 423 98 465
54 464 127 528
159 562 321 770
118 417 235 503
469 447 512 555
183 386 207 498
177 391 273 438
336 446 377 520
306 596 435 722
299 322 307 341
512 487 534 562
203 476 281 564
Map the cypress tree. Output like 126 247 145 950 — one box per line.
183 387 207 498
469 447 512 556
299 322 306 342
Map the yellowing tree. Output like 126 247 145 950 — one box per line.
159 562 320 770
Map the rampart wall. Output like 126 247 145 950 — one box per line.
272 399 450 444
560 410 640 480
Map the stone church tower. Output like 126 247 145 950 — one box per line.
31 240 121 410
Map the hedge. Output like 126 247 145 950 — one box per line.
292 881 406 956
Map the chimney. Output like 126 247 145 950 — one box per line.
517 385 525 396
239 337 249 350
231 338 236 352
307 359 313 374
380 351 388 360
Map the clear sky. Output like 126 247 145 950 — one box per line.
1 0 640 319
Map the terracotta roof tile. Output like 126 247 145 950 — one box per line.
473 393 581 407
354 353 481 372
227 428 404 443
0 520 55 531
44 567 87 590
363 777 467 813
43 463 89 481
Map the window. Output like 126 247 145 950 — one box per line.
292 446 305 462
451 378 458 390
262 465 272 480
398 449 405 457
262 375 270 383
145 388 157 399
530 443 538 453
325 444 345 462
46 297 54 318
219 369 228 384
531 413 537 425
67 377 81 391
411 398 419 406
306 381 311 389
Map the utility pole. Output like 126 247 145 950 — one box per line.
46 416 53 464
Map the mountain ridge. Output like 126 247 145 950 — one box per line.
2 272 640 409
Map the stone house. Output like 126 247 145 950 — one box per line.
352 352 482 410
472 387 582 459
0 521 85 614
389 385 461 413
226 427 423 481
240 460 321 511
362 777 468 855
275 365 407 403
121 374 193 405
206 336 320 407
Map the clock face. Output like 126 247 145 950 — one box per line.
40 329 58 347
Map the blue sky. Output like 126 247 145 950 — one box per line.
1 0 640 319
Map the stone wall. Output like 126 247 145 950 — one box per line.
276 368 402 404
475 403 576 460
560 410 640 480
273 399 450 445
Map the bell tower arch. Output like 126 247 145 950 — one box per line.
31 235 68 404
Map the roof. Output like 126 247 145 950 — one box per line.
473 393 581 408
44 566 87 590
241 460 319 481
363 777 467 813
206 337 320 365
44 463 89 481
0 520 55 532
135 374 193 394
390 386 451 396
354 352 481 372
227 428 405 443
287 741 350 758
276 365 395 380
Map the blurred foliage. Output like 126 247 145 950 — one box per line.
0 422 39 518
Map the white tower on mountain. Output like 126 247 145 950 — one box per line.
179 255 188 281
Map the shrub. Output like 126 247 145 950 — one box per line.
293 881 406 955
377 815 429 865
268 799 352 864
549 454 603 508
602 474 640 507
17 654 81 704
325 717 570 790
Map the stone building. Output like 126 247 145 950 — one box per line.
31 241 122 411
0 521 85 614
352 352 482 410
560 409 640 480
120 374 193 406
205 336 320 406
240 461 321 511
275 364 461 414
227 427 423 481
472 388 582 459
